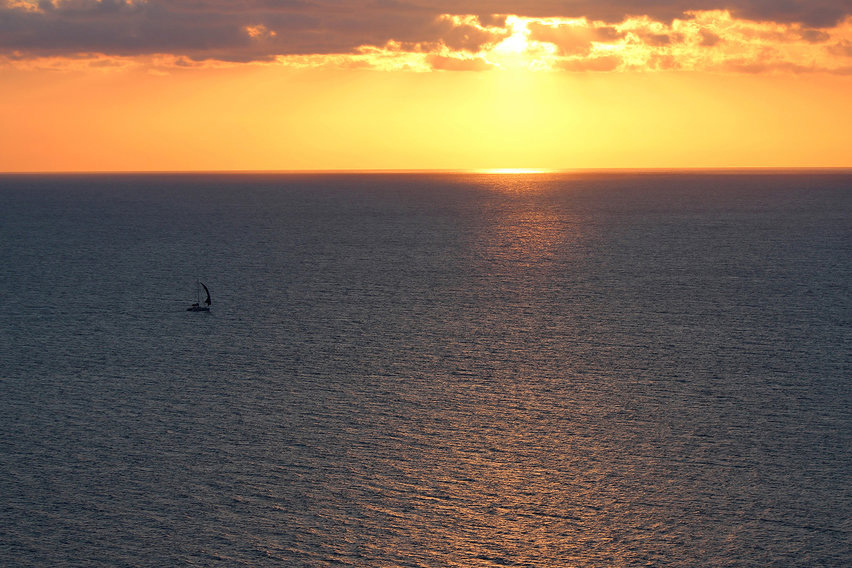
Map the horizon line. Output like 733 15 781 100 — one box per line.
3 166 852 176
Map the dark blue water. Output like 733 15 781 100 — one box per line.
1 172 850 566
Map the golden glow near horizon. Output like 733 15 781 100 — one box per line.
1 8 851 171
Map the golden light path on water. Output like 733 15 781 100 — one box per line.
477 169 557 174
0 172 849 566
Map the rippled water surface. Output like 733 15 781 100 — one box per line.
1 172 850 566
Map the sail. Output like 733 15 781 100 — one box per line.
200 282 211 306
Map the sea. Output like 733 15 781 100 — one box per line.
0 171 849 567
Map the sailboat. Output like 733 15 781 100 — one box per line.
187 281 212 312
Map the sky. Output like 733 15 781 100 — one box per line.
1 0 851 171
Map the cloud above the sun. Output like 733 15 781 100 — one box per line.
2 0 851 73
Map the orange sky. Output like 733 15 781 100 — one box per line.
1 6 851 171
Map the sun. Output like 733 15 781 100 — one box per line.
495 18 530 54
487 17 533 67
486 16 557 71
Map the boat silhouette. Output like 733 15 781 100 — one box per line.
187 281 211 312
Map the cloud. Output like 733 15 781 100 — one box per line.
638 32 674 46
717 58 817 73
527 21 624 56
437 15 509 52
1 1 851 74
427 53 494 70
2 1 851 60
699 29 722 46
828 39 852 56
557 54 623 71
728 0 849 28
798 28 831 43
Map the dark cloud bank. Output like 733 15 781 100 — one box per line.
1 0 850 60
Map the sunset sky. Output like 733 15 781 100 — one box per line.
2 0 851 171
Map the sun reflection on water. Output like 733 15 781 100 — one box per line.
477 168 556 174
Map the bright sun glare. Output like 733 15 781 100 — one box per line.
489 17 533 68
478 168 555 174
487 17 558 71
